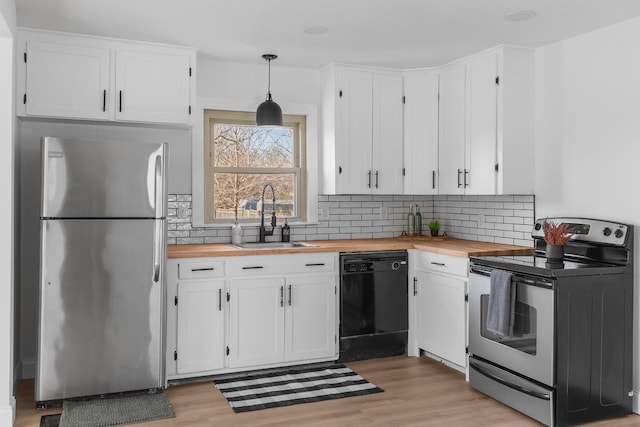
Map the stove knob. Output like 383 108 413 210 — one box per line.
534 223 542 231
615 229 624 239
603 227 612 237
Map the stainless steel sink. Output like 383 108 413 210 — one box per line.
231 241 317 250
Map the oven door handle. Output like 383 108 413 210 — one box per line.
469 360 551 401
470 266 492 277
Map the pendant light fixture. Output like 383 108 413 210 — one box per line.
256 54 283 126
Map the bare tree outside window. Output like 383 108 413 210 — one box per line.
203 110 306 223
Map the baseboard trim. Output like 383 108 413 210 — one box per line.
0 398 15 426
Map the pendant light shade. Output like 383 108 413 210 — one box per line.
256 54 283 126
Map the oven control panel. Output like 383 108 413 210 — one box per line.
532 217 629 245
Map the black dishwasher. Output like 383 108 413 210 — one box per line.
339 251 408 362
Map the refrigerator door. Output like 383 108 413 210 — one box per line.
41 137 167 219
36 218 166 402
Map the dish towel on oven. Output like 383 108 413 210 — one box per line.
486 269 515 337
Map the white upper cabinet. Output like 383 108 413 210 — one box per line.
17 29 196 126
24 41 110 120
438 46 534 195
372 73 404 194
403 70 439 195
115 50 191 124
438 63 467 194
321 65 404 194
466 51 499 194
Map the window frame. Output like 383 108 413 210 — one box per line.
203 109 307 224
191 98 318 228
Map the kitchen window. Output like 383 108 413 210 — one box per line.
203 109 307 224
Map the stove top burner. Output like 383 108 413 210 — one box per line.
470 254 627 278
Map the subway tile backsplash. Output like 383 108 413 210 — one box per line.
168 194 535 247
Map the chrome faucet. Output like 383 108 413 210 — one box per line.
259 183 277 242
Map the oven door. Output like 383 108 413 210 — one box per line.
469 267 555 387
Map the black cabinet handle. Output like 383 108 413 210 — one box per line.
464 169 469 188
218 289 222 311
305 263 325 267
119 90 122 112
242 266 264 270
280 286 284 307
431 262 446 266
457 169 462 188
413 277 418 296
102 90 106 112
191 267 214 272
375 171 379 189
288 285 292 306
367 171 372 188
432 171 436 189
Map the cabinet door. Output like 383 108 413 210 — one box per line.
115 50 191 124
337 69 373 194
176 280 224 374
372 73 404 194
285 275 336 362
438 64 466 195
227 278 285 368
466 52 498 195
416 270 466 367
403 72 439 194
25 41 109 120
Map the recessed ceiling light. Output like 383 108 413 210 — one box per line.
304 26 329 35
505 10 537 22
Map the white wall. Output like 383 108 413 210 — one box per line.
0 0 16 425
535 15 640 410
197 57 319 104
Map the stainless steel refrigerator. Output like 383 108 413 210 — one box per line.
36 136 167 403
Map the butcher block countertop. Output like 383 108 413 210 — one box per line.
167 236 534 259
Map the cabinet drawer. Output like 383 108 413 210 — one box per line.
226 253 337 277
416 251 468 277
178 260 225 279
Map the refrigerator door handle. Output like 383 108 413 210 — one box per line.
154 154 163 218
153 220 163 283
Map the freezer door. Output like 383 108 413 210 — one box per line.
41 137 167 219
36 219 165 402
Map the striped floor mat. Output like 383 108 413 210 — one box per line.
214 364 383 412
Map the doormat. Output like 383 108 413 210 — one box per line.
214 364 383 413
39 392 174 427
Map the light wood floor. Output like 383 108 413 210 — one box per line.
14 356 640 426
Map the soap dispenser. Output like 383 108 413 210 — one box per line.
231 219 242 245
281 218 290 242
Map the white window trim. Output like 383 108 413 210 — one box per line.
192 97 318 228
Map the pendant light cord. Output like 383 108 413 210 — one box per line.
266 57 272 101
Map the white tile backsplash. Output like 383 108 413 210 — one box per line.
167 194 535 246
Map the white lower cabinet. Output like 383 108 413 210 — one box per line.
410 250 468 371
285 275 337 362
176 280 225 374
166 253 338 381
227 277 286 368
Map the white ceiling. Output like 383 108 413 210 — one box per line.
15 0 640 69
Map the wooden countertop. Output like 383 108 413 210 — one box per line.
167 236 534 259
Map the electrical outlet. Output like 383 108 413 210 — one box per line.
380 206 388 220
178 205 188 218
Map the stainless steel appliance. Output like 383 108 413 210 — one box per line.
36 137 167 403
469 217 633 426
339 251 408 362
